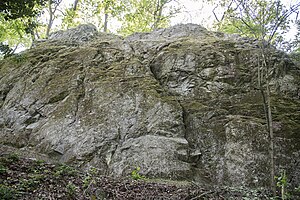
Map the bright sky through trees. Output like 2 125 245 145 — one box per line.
51 0 213 31
56 0 298 39
170 0 299 40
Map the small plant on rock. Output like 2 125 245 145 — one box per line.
131 166 146 180
66 181 77 197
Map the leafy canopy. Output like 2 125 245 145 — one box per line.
0 0 46 20
209 0 299 47
118 0 178 36
0 0 46 58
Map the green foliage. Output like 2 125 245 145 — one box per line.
0 185 16 200
83 167 97 188
212 0 298 47
0 0 46 20
0 0 181 51
20 177 40 190
54 164 77 177
83 176 93 188
0 165 7 174
19 170 45 191
62 9 80 29
131 166 146 180
63 0 126 31
0 43 13 58
6 153 20 162
0 14 33 57
118 0 178 36
0 0 44 56
293 20 300 52
275 170 289 199
66 181 77 197
276 170 287 188
34 159 46 166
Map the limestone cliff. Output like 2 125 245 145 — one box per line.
0 24 299 189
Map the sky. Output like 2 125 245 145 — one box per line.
170 0 214 27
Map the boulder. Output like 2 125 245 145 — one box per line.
0 24 299 189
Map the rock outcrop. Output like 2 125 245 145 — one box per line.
1 24 299 189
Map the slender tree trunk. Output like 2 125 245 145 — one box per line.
266 75 276 196
73 0 80 11
46 0 53 38
261 51 276 196
103 5 108 32
35 29 40 40
153 0 164 29
104 13 108 32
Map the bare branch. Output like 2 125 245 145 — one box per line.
212 5 220 22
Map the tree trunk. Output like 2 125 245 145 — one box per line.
73 0 79 11
104 13 108 32
46 0 53 38
266 78 276 196
261 51 276 197
153 0 164 29
103 5 108 32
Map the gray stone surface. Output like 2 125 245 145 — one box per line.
0 24 299 189
49 23 98 42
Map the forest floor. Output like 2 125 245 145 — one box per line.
0 153 287 200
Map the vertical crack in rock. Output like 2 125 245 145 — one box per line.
148 57 194 164
177 101 202 165
108 127 122 166
0 86 13 108
178 101 191 163
70 68 87 125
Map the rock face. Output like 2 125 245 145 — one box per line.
1 24 299 189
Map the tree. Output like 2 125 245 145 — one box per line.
45 0 63 38
293 20 300 51
61 0 126 32
98 0 125 32
289 20 300 66
207 0 299 47
60 0 81 29
0 0 46 57
0 15 33 58
0 0 46 20
118 0 180 36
